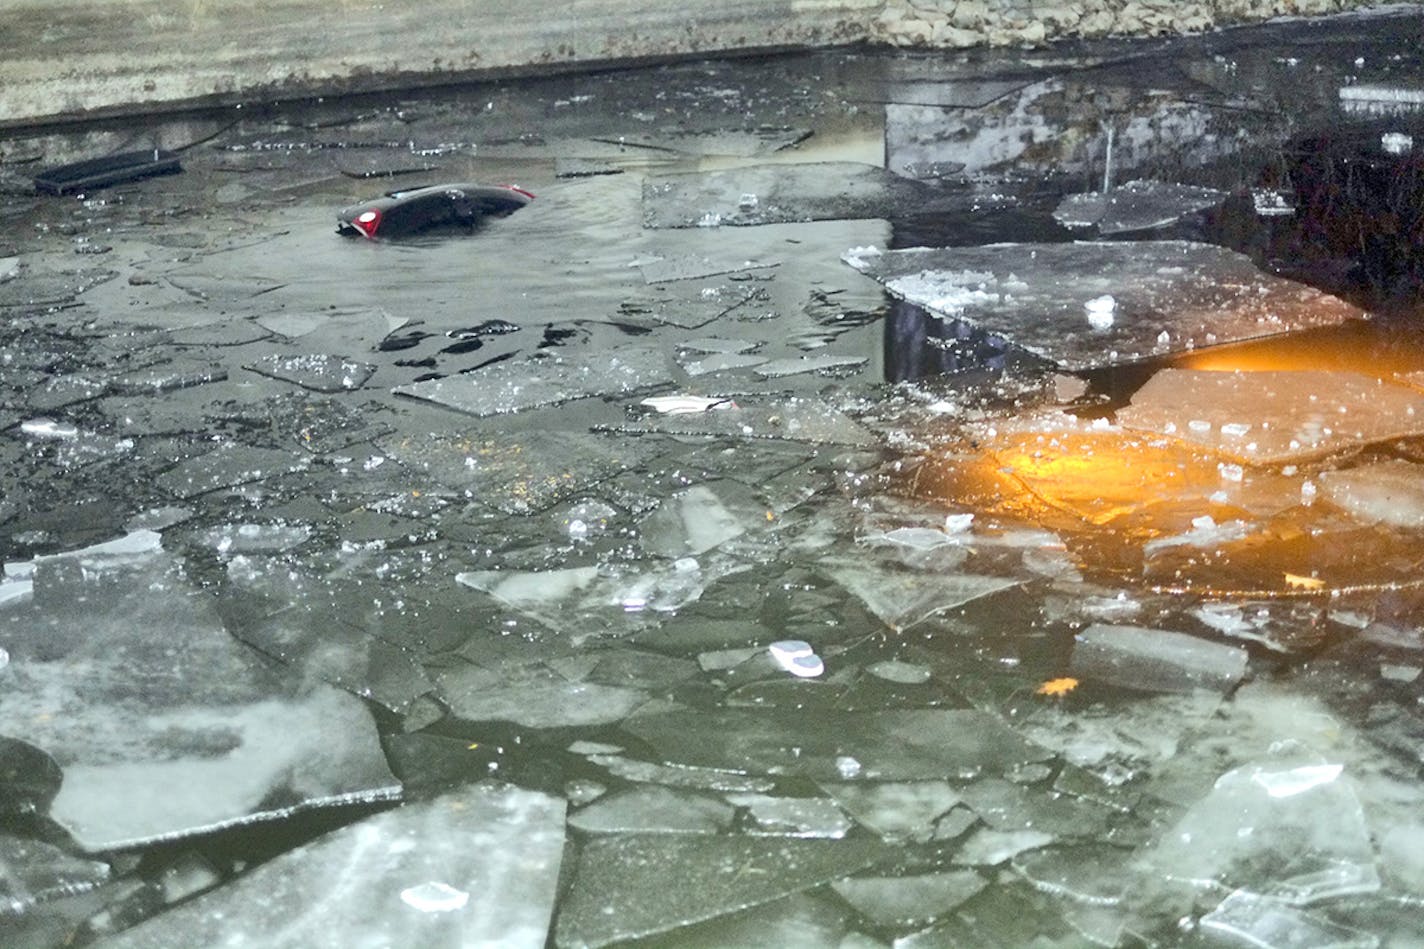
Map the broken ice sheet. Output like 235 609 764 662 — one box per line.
831 870 985 927
1070 624 1249 695
393 344 673 417
553 833 889 948
825 562 1019 631
568 786 734 835
1147 753 1379 904
638 480 765 557
1201 890 1380 949
244 353 377 393
380 430 642 515
641 161 947 229
155 444 311 500
0 545 398 850
100 783 565 949
1053 179 1227 234
1117 370 1424 465
221 555 435 716
606 398 877 447
1319 459 1424 529
845 241 1363 371
725 794 852 838
819 781 962 843
434 661 650 728
623 708 1051 782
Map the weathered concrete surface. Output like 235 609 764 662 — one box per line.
0 0 878 126
0 0 1412 125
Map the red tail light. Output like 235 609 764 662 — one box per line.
352 208 382 239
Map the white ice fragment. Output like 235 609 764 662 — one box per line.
1084 294 1115 329
836 756 863 779
1188 419 1212 434
1301 480 1317 505
399 881 470 913
943 513 974 533
0 645 7 669
737 193 759 210
1380 664 1421 683
1382 132 1413 155
20 418 79 439
840 245 882 269
1155 330 1170 347
1191 515 1216 530
1220 422 1251 438
1218 462 1244 483
640 395 734 415
768 640 824 678
1251 763 1343 798
695 212 721 228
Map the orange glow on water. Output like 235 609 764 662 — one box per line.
1177 320 1424 377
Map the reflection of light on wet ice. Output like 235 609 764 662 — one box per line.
400 881 470 912
1251 763 1344 798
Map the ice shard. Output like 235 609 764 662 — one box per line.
98 783 565 949
568 786 734 835
845 242 1363 371
244 353 377 392
0 543 399 851
1117 370 1424 465
826 563 1019 630
554 834 889 948
1318 460 1424 529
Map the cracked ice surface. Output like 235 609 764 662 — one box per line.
0 538 398 851
100 783 565 949
392 344 673 417
844 241 1364 370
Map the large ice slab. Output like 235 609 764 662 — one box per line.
99 783 565 949
623 708 1052 781
1117 370 1424 465
392 345 673 417
0 541 399 851
554 834 889 948
844 242 1363 371
1054 180 1227 234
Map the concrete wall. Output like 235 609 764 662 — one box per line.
0 0 1401 127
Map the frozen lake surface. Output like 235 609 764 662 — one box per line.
4 9 1424 948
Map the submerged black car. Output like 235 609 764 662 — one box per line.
336 182 534 239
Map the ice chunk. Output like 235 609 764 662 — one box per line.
866 660 931 684
244 354 376 392
1012 844 1130 905
0 549 398 850
1201 890 1380 949
845 242 1362 371
831 871 985 926
952 828 1054 866
1148 754 1379 904
569 786 734 835
678 351 769 375
1070 624 1248 694
1318 460 1424 528
725 793 851 838
639 394 735 414
1053 180 1226 234
642 161 944 229
819 781 961 842
393 344 673 417
639 482 759 557
827 563 1018 630
554 834 889 948
435 662 648 728
1339 83 1424 115
1118 370 1424 465
98 783 564 949
197 522 311 556
156 444 310 499
624 708 1052 782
